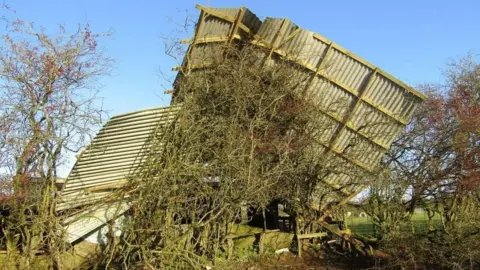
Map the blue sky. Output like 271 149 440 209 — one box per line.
4 0 478 176
8 0 480 117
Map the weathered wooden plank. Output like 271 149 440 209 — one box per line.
228 8 245 43
297 232 328 239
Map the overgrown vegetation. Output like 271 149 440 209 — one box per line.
95 43 368 269
362 55 480 269
0 3 479 270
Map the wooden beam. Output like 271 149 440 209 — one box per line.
180 8 206 76
295 215 302 257
297 232 328 240
362 96 408 125
264 18 289 66
319 188 364 218
228 8 245 43
280 28 301 45
86 181 128 192
196 5 235 23
318 221 388 258
320 143 374 172
180 36 241 45
304 40 389 151
316 42 333 73
326 69 379 156
304 41 333 94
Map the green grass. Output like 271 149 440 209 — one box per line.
345 212 441 236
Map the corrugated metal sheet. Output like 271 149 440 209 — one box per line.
175 5 427 205
56 105 180 211
58 5 426 224
62 201 128 243
195 6 261 41
54 5 428 241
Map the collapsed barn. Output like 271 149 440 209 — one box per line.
57 5 426 254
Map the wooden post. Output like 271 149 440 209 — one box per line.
324 68 378 157
227 238 234 260
259 207 267 257
228 8 245 43
297 232 328 240
241 205 248 224
258 232 265 257
295 215 302 257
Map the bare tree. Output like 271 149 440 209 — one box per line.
365 55 480 269
0 15 113 268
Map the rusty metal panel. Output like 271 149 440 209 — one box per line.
56 105 180 211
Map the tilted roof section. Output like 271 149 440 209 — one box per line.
175 5 426 205
56 105 180 211
62 200 129 243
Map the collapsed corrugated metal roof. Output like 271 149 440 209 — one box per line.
62 200 129 243
57 105 180 211
173 5 426 205
58 5 426 242
57 105 180 242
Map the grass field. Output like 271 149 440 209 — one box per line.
345 211 441 236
